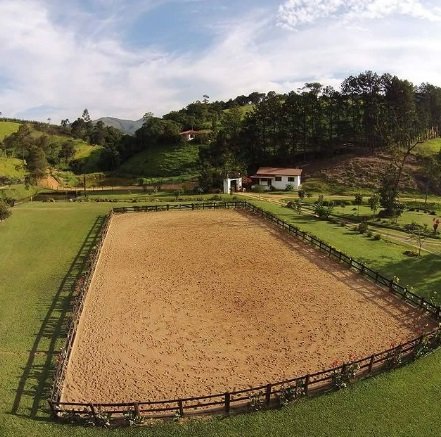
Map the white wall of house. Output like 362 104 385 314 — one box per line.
256 175 301 190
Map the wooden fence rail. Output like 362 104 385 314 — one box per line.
48 201 441 425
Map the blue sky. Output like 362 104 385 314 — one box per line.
1 0 441 123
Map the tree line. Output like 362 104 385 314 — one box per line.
202 72 440 171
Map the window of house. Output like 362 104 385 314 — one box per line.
275 176 282 181
288 177 295 182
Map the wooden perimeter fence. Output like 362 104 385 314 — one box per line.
48 201 441 426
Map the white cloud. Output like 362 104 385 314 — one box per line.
277 0 441 29
0 0 441 123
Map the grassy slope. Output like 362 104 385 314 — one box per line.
0 121 20 141
118 142 200 178
223 104 255 118
71 142 104 173
414 137 441 157
0 120 102 175
1 200 441 436
0 157 26 179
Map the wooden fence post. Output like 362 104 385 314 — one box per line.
134 403 140 417
224 392 231 414
368 354 375 373
304 375 310 396
389 279 394 292
265 384 272 406
48 400 57 419
178 400 184 417
89 404 97 424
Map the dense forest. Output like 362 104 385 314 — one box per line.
1 71 441 187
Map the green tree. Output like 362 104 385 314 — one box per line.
82 108 91 123
378 164 400 216
58 141 76 163
368 194 380 215
405 222 428 256
27 146 48 179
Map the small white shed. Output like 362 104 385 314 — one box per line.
223 176 243 194
250 167 302 190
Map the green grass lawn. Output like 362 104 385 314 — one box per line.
0 157 26 180
117 143 200 178
0 121 21 141
331 204 441 229
414 137 441 157
1 199 441 436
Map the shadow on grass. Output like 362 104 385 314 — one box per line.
11 215 106 421
377 253 441 304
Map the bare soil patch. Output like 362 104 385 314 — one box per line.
61 210 435 403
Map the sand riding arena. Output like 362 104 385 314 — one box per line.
54 203 439 420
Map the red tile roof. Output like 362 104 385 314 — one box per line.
253 167 302 176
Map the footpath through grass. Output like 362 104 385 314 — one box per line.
1 200 441 436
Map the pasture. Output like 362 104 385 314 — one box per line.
1 200 441 436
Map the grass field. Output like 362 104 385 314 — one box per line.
0 157 26 180
1 200 441 436
71 142 104 173
117 142 200 178
414 137 441 157
0 121 21 141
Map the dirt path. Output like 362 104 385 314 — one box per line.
61 210 435 404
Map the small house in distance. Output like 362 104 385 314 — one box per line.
250 167 302 190
179 130 198 141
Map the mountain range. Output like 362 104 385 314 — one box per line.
95 117 144 135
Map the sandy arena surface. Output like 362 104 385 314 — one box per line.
61 209 435 403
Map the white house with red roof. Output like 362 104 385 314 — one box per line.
250 167 302 190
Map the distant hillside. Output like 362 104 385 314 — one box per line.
0 120 103 176
95 117 143 135
117 142 201 178
302 138 441 193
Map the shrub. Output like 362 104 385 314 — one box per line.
0 201 12 222
252 185 266 193
285 183 294 191
403 250 418 257
298 189 305 198
313 202 334 219
357 222 368 234
367 230 373 237
354 193 363 205
373 233 381 240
